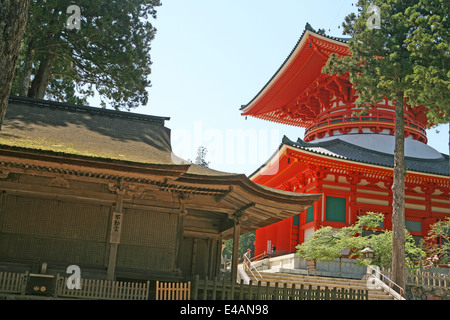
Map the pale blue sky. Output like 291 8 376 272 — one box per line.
128 0 448 175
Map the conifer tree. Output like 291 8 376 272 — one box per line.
11 0 161 110
323 0 449 292
0 0 30 128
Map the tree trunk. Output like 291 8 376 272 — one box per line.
28 52 56 100
19 40 35 96
0 0 30 128
391 93 406 294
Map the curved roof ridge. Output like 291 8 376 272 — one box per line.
240 23 351 112
8 95 170 124
286 135 447 161
282 136 448 176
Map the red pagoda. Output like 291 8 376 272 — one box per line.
241 24 449 257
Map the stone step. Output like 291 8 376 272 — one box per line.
254 272 366 286
248 272 395 300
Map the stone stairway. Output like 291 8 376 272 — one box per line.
248 271 397 300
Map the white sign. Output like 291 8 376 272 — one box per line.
110 212 123 244
66 265 81 289
367 5 381 30
66 5 81 30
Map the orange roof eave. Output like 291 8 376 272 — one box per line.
251 143 449 187
241 30 350 117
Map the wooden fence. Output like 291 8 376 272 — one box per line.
55 275 149 300
408 271 449 288
0 271 149 299
383 269 449 288
156 281 191 300
191 275 368 300
0 271 28 295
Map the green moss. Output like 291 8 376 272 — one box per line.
0 135 153 164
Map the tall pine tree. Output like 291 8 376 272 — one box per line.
11 0 161 110
323 0 449 293
0 0 30 128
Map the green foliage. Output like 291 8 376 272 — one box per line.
222 231 255 260
296 226 351 262
403 0 450 124
296 212 425 269
296 212 383 264
424 217 450 265
322 0 448 287
11 0 161 110
194 146 210 168
323 0 449 124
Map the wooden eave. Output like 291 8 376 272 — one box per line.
240 30 350 120
177 173 320 204
0 144 190 181
0 144 321 240
174 172 321 239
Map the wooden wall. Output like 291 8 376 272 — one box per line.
180 236 221 279
0 170 227 282
116 207 179 273
0 193 110 267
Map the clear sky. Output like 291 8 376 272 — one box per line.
127 0 448 176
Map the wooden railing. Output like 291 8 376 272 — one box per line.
156 280 191 300
0 271 149 300
55 275 149 300
304 111 427 136
367 265 405 300
243 254 262 281
0 271 28 295
6 268 446 301
382 268 449 288
408 271 449 288
191 275 368 300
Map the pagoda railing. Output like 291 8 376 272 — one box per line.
305 111 426 142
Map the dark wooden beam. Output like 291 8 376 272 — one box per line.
230 217 240 284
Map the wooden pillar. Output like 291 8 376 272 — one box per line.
313 185 323 230
191 239 198 276
229 203 253 283
207 238 214 278
231 217 241 284
107 191 124 280
349 186 357 225
215 236 223 278
175 209 187 275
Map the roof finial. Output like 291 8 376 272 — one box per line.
305 22 315 32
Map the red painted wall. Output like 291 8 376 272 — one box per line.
255 216 296 257
251 149 449 262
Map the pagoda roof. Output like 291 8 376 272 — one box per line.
284 136 448 176
251 135 449 178
240 24 351 124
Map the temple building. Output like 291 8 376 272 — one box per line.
0 96 320 283
240 25 449 257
